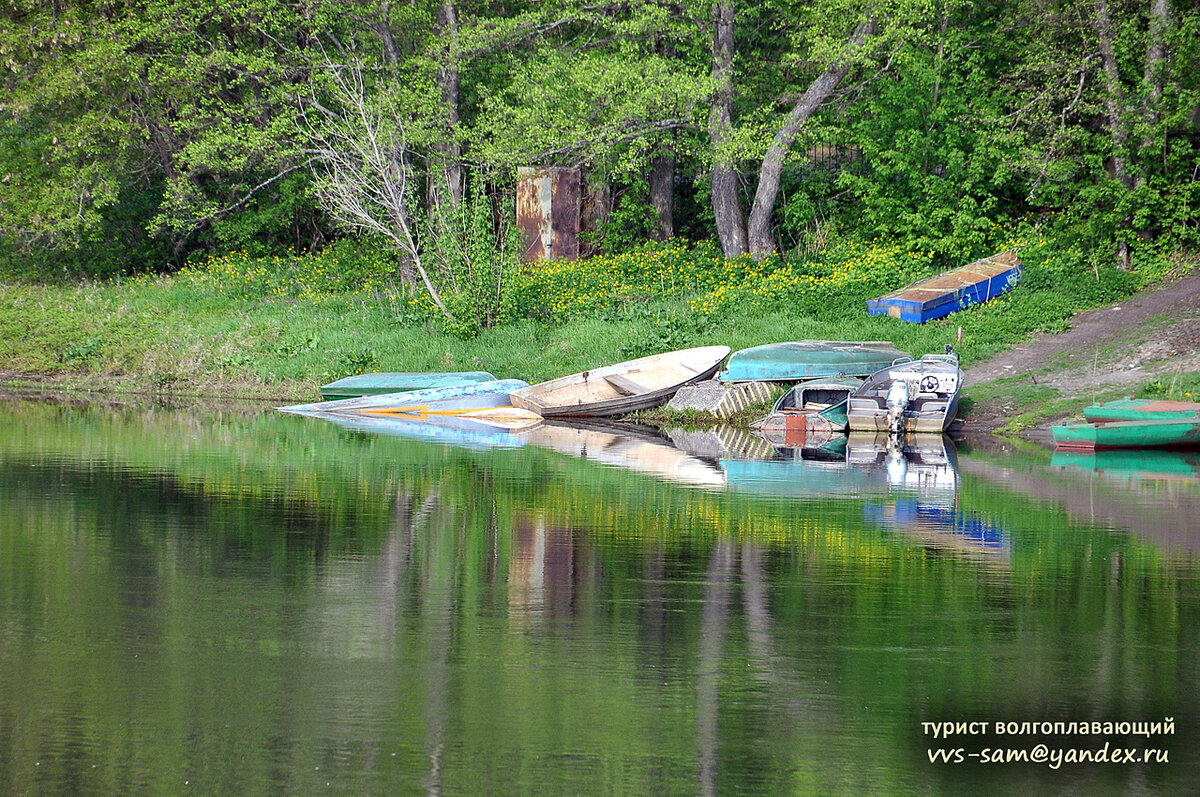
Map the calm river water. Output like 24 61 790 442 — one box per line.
2 396 1198 795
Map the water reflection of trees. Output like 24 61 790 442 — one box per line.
4 399 1200 794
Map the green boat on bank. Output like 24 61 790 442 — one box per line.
1082 397 1200 423
1052 417 1200 452
320 370 498 400
719 341 911 383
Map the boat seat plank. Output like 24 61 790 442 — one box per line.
605 374 650 396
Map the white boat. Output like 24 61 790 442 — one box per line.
509 345 731 418
846 349 963 434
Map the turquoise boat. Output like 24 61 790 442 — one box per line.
1052 417 1200 451
279 379 530 417
319 370 498 400
1082 397 1200 423
719 341 910 383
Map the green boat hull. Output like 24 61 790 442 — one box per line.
1052 417 1200 451
1082 397 1200 423
720 341 910 382
320 371 498 400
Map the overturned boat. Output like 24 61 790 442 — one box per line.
720 340 910 382
846 349 963 434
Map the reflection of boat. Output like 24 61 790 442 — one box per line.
850 434 1008 560
319 370 498 399
866 250 1022 323
719 452 873 497
314 410 534 449
845 432 960 494
769 433 848 459
1051 448 1200 481
1083 398 1200 423
510 346 730 418
1052 417 1200 451
519 420 726 488
863 501 1010 560
719 341 909 382
847 351 963 434
750 378 862 445
278 379 529 417
721 432 958 499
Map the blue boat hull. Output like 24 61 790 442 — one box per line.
867 251 1022 323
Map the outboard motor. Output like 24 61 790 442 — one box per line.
886 379 909 434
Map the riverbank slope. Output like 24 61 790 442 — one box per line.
959 269 1200 443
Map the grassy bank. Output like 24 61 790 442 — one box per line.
0 229 1190 409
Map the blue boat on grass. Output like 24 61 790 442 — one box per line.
867 250 1022 323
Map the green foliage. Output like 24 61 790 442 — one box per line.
422 175 523 338
180 238 397 302
581 173 661 256
690 239 937 320
1139 372 1200 403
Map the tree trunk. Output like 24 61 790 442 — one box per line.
1092 0 1133 269
708 0 747 258
649 149 675 242
746 20 875 258
1140 0 1170 184
429 0 463 211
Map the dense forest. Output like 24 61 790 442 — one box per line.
1 0 1197 283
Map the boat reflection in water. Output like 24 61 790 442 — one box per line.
313 409 537 450
1051 448 1200 483
518 419 728 489
849 433 1010 562
722 430 1010 561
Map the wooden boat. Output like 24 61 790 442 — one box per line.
1052 417 1200 452
1082 397 1200 424
866 250 1022 323
719 340 910 382
319 370 497 400
750 377 862 446
278 379 529 417
846 350 963 434
509 345 731 418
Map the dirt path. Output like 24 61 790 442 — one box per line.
961 269 1200 438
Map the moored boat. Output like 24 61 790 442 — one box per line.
1082 397 1200 424
1052 417 1200 452
846 350 963 434
750 377 862 446
719 340 910 382
319 370 498 400
509 345 731 418
278 379 529 417
866 250 1022 323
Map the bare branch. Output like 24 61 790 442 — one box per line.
299 45 454 320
